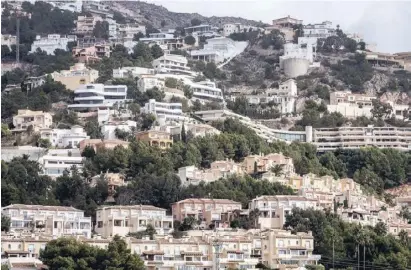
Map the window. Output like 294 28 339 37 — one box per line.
97 221 103 228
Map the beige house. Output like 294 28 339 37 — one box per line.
178 159 245 186
135 130 173 149
249 196 318 230
171 198 242 228
12 110 53 131
51 63 99 90
94 205 173 238
261 229 321 269
243 153 295 176
79 139 130 153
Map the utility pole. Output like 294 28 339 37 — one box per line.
16 17 20 63
363 245 365 270
357 244 360 270
332 237 334 270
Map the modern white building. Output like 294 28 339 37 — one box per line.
101 120 137 140
68 84 128 111
188 80 224 102
223 23 261 37
303 21 336 39
30 34 77 55
2 204 92 238
95 205 174 238
279 43 317 78
143 99 185 124
137 74 165 92
190 37 248 63
113 67 154 79
40 126 90 148
39 149 83 178
49 0 83 12
139 33 184 51
152 54 192 76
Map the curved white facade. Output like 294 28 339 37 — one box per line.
68 84 127 111
188 81 224 102
153 54 193 76
144 99 185 124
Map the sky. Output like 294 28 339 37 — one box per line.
144 0 411 53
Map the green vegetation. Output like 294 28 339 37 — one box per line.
190 18 202 26
184 35 196 45
92 21 110 39
286 208 411 270
331 53 374 92
227 96 281 119
260 29 285 50
1 214 11 232
40 236 145 270
1 1 76 46
1 77 73 119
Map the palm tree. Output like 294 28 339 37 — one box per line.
270 164 284 176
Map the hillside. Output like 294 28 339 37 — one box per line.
110 1 264 29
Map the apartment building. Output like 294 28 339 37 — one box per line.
1 204 91 238
137 74 165 92
172 199 242 228
135 130 173 149
199 231 260 270
73 43 111 63
139 33 184 51
30 34 77 55
249 196 318 229
79 139 130 153
312 125 411 152
50 63 99 91
12 110 52 131
101 120 137 140
243 153 295 176
178 159 244 186
75 15 104 35
261 229 321 269
298 189 334 210
143 99 185 124
113 67 154 79
327 90 376 118
153 54 193 76
39 149 83 177
68 84 128 111
40 125 90 148
94 205 173 237
303 21 336 38
117 23 146 38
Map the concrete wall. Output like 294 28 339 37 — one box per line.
283 58 309 78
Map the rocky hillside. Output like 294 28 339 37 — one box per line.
110 1 263 29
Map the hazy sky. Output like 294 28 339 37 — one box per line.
144 0 411 53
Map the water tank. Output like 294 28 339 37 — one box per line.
283 58 310 78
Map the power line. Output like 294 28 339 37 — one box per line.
320 256 411 270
